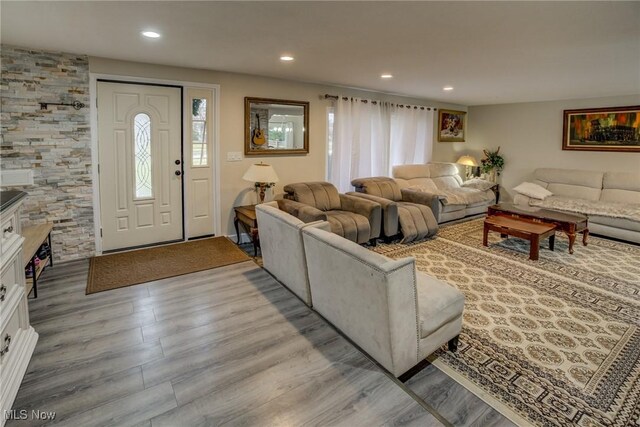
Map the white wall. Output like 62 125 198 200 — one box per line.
433 95 640 201
89 57 464 236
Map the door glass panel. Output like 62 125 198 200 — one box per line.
134 113 153 198
192 98 208 166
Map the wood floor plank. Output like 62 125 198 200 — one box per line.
34 310 156 355
20 340 164 390
26 327 144 375
58 382 177 427
142 307 319 389
8 367 145 427
406 363 514 426
154 292 305 354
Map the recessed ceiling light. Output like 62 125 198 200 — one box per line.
280 55 294 61
443 86 454 91
380 74 393 79
142 31 161 39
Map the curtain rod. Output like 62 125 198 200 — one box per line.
323 94 436 111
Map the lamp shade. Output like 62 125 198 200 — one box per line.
456 155 479 167
242 162 279 183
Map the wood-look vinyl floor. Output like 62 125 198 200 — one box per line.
8 260 443 426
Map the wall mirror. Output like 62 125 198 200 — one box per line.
245 97 309 155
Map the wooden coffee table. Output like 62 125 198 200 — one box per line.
484 215 556 260
488 203 589 254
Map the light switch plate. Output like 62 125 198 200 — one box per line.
227 152 243 162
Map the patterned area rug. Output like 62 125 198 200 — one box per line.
374 219 640 427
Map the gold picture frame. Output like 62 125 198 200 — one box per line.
438 109 466 142
244 97 309 155
562 106 640 152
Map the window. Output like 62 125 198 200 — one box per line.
191 98 208 166
134 113 153 198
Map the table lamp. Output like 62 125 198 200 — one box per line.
456 155 479 180
242 162 279 203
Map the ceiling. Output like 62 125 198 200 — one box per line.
2 1 639 106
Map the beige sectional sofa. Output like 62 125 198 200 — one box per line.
392 163 496 223
513 168 640 244
256 201 465 379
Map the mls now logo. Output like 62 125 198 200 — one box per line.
4 410 56 421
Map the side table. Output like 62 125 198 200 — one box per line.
233 205 259 257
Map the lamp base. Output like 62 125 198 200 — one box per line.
256 183 267 203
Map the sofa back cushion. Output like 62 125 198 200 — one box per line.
393 163 462 192
284 182 342 211
351 176 402 201
392 164 432 180
302 227 419 376
427 162 459 178
255 202 330 306
601 172 640 204
534 168 603 201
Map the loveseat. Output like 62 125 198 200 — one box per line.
392 163 496 223
513 168 640 244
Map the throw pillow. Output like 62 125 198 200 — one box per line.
461 178 495 191
513 182 553 200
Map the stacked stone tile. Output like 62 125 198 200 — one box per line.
1 45 94 261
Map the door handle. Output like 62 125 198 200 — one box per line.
175 160 181 165
175 171 182 176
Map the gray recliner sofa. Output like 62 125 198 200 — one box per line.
283 181 381 244
349 176 439 243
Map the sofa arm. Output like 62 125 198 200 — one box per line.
278 199 327 223
346 192 399 237
339 194 382 239
401 188 441 220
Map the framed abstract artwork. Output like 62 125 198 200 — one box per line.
438 109 466 142
562 106 640 152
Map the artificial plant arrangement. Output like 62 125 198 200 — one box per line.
481 147 505 182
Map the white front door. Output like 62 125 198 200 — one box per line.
97 81 183 251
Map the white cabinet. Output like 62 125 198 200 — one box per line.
0 194 38 427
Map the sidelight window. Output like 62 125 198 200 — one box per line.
191 98 208 166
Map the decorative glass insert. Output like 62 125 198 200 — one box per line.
134 113 153 198
192 98 208 166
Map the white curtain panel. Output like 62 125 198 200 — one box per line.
330 98 390 192
329 98 433 192
390 106 434 169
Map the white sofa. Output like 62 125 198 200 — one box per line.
513 168 640 244
302 226 465 378
255 201 330 306
393 163 495 223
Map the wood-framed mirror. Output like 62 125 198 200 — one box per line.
244 97 309 155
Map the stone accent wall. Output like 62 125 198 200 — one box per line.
1 45 94 262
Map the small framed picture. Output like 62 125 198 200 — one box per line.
438 109 466 142
562 106 640 152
